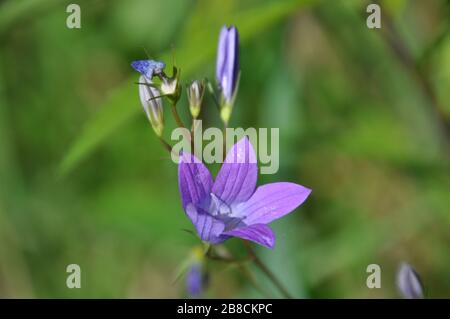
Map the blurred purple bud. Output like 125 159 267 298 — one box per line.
396 263 424 299
216 25 239 103
186 263 207 298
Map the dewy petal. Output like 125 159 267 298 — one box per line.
223 224 275 249
212 137 257 205
178 152 213 209
186 204 225 244
216 26 229 84
240 182 311 225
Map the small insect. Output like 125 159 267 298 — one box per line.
131 60 166 80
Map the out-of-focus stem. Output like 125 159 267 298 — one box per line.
171 103 187 129
158 137 172 153
205 245 271 298
381 10 450 145
243 241 293 299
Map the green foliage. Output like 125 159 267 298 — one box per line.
1 0 450 298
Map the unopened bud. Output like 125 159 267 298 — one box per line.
396 263 424 299
138 76 164 136
187 80 205 119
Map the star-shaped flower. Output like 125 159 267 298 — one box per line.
178 137 311 248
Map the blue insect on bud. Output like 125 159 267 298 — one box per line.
396 263 424 299
132 59 181 105
216 25 239 124
187 80 205 119
131 60 166 80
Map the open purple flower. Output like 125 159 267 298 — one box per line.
178 137 311 248
216 25 239 103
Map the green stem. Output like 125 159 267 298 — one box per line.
206 246 272 298
158 137 172 153
243 241 293 299
170 103 186 129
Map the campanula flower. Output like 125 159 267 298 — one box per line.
138 76 164 136
178 137 311 248
131 60 166 80
216 25 239 123
187 80 205 119
396 263 424 299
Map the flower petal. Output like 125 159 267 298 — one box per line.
216 26 229 83
223 224 275 249
212 137 257 205
224 26 238 100
186 204 225 244
239 182 311 225
178 152 213 209
397 263 424 299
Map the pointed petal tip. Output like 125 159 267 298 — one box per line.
241 182 311 225
223 224 275 249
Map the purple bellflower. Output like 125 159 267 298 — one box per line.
178 137 311 249
216 26 239 105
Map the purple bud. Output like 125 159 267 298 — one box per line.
396 263 424 299
186 263 206 298
216 25 239 103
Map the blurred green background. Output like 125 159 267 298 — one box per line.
0 0 449 298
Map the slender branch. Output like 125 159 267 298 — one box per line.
158 137 172 153
222 122 228 161
381 9 450 145
170 103 187 129
205 245 272 298
243 241 294 299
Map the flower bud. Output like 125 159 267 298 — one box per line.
215 25 239 124
216 25 239 103
187 80 205 119
138 76 164 136
396 263 424 299
186 263 206 298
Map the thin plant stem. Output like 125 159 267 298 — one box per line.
170 103 187 129
206 245 272 298
158 137 172 153
222 122 228 160
243 241 293 299
380 8 450 146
